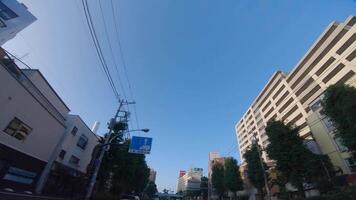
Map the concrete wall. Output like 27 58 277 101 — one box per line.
0 65 65 162
22 69 70 118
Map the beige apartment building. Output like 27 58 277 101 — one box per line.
235 16 356 174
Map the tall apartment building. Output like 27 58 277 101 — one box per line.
235 16 356 173
0 0 36 46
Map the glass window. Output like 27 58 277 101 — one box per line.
334 137 348 152
3 118 32 141
0 2 18 20
310 99 322 112
69 155 80 165
71 126 78 135
345 157 356 173
59 150 66 159
77 134 88 150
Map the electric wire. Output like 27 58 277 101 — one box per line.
110 0 140 129
98 0 127 101
81 0 120 101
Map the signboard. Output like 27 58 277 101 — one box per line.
128 136 153 154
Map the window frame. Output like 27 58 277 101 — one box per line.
76 134 88 150
69 155 80 166
71 126 78 136
0 1 18 20
3 117 32 141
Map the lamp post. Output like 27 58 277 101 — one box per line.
251 136 271 200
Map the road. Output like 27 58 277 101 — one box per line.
0 191 67 200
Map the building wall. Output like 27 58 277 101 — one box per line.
57 115 99 174
22 69 70 118
235 16 356 163
0 0 36 46
0 65 66 162
0 61 66 191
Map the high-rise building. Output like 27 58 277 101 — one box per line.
235 16 356 173
0 0 36 46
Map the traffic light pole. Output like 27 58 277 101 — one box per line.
84 100 134 200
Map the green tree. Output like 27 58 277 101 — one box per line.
322 84 356 157
265 120 335 196
200 176 209 200
145 181 158 199
224 157 243 199
211 163 225 199
97 139 150 197
243 143 266 196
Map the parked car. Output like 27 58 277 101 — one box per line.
121 194 140 200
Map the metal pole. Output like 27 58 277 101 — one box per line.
84 100 131 200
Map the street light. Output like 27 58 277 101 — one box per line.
251 135 271 200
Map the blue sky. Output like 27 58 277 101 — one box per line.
5 0 355 192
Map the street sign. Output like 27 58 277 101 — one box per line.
128 136 153 154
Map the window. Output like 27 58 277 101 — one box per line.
310 99 322 112
71 126 78 135
322 117 335 132
334 137 348 152
77 134 88 150
345 157 356 173
3 118 32 141
0 2 18 20
69 155 80 166
3 167 36 185
59 150 66 159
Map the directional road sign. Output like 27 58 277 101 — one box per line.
128 136 153 154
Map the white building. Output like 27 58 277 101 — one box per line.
0 49 69 192
177 168 203 193
0 0 36 46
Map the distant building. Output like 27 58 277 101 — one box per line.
208 152 226 200
179 170 186 178
177 168 203 194
149 168 157 183
0 0 36 46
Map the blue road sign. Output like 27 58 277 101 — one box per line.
128 136 153 154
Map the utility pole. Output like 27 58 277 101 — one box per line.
84 99 134 200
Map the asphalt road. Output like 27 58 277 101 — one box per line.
0 191 67 200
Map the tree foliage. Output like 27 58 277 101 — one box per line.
243 143 266 194
96 139 150 196
145 181 158 199
265 120 335 194
200 176 209 200
224 157 243 193
211 163 225 198
322 84 356 157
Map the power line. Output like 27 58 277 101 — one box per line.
110 0 140 129
98 0 127 100
81 0 120 101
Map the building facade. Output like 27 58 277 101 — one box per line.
177 168 203 193
44 115 99 196
0 50 69 192
0 0 36 46
235 16 356 173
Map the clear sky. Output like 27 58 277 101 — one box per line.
5 0 355 192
